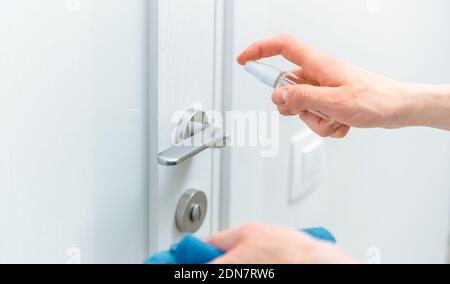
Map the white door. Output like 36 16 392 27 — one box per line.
148 0 224 252
0 0 224 263
0 0 149 264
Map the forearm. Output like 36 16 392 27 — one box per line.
400 83 450 130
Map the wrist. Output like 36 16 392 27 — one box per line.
398 82 450 129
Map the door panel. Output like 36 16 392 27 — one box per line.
0 0 148 263
149 0 220 252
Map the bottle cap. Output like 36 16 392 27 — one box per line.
244 61 282 88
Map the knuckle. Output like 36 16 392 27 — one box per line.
247 42 263 56
307 50 321 62
248 42 260 55
316 130 330 138
291 85 308 108
315 126 333 138
333 133 347 139
278 33 294 42
277 33 299 48
334 126 351 139
248 42 259 50
303 50 323 69
238 224 262 238
333 90 353 111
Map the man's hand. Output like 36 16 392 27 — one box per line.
237 34 450 136
207 224 358 264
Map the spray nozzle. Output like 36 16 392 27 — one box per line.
244 61 284 88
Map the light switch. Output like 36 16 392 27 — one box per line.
289 130 325 204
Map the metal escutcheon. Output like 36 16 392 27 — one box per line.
175 189 208 233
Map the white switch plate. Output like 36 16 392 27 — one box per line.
289 130 325 204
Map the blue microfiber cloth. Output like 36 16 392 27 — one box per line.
145 227 336 264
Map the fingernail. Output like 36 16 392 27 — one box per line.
280 89 289 104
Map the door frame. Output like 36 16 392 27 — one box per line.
148 0 159 254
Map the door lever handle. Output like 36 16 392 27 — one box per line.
157 125 228 166
157 109 230 166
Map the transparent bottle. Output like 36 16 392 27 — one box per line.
244 61 331 121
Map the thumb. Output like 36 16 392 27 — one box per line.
275 84 339 114
206 228 242 252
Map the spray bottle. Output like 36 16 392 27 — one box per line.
244 61 331 121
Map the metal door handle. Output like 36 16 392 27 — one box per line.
157 109 229 166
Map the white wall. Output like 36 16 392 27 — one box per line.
224 0 450 263
0 0 148 263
